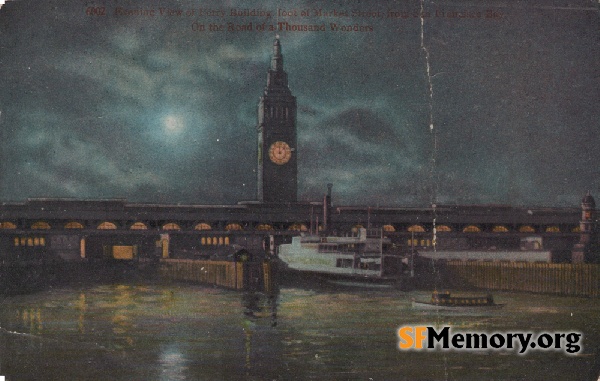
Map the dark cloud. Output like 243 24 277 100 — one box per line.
0 0 598 207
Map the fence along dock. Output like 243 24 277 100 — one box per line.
445 261 600 297
159 259 275 291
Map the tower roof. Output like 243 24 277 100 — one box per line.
582 190 596 208
271 36 283 71
264 37 292 96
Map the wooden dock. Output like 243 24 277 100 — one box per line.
159 259 275 291
445 261 600 297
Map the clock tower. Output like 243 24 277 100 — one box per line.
257 38 298 203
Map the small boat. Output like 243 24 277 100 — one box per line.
412 291 503 310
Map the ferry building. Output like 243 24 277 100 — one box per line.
0 39 595 264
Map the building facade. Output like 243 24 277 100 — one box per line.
0 39 595 264
256 38 298 203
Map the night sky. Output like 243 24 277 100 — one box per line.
0 0 598 207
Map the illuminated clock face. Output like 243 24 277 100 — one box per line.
268 141 292 165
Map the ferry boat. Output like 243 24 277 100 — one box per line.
277 228 406 281
412 291 503 310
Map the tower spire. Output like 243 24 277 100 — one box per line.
271 36 283 71
264 37 290 94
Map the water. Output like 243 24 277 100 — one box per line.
0 281 599 380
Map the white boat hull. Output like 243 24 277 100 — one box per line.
412 300 504 311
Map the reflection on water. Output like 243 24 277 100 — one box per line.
0 283 598 380
159 344 189 381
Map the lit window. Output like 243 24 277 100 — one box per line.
383 225 396 232
195 223 212 231
130 222 148 230
0 222 17 229
519 226 535 233
289 223 308 232
27 238 33 246
65 222 84 229
408 225 426 233
34 238 39 246
162 223 181 231
201 237 206 245
212 237 218 246
31 221 51 229
20 237 26 246
492 225 509 233
40 237 45 246
351 225 364 233
224 237 230 245
206 237 212 245
436 225 452 232
219 237 224 245
572 226 581 233
97 222 117 230
14 237 19 246
463 225 481 233
256 224 273 231
545 226 560 233
225 223 243 231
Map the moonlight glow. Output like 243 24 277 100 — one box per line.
163 115 185 135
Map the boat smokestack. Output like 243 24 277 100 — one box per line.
323 184 333 234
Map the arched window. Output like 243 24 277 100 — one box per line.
225 223 243 231
31 221 51 230
0 222 17 229
545 226 560 233
351 224 364 233
195 223 212 231
383 225 396 232
408 225 426 233
162 223 181 231
436 225 452 232
288 223 308 232
572 226 581 233
519 225 535 233
256 224 273 231
97 222 117 230
65 221 84 229
492 225 509 233
130 222 148 230
463 225 481 233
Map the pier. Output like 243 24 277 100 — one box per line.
445 261 600 297
159 258 275 291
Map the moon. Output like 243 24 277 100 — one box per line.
163 115 185 134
